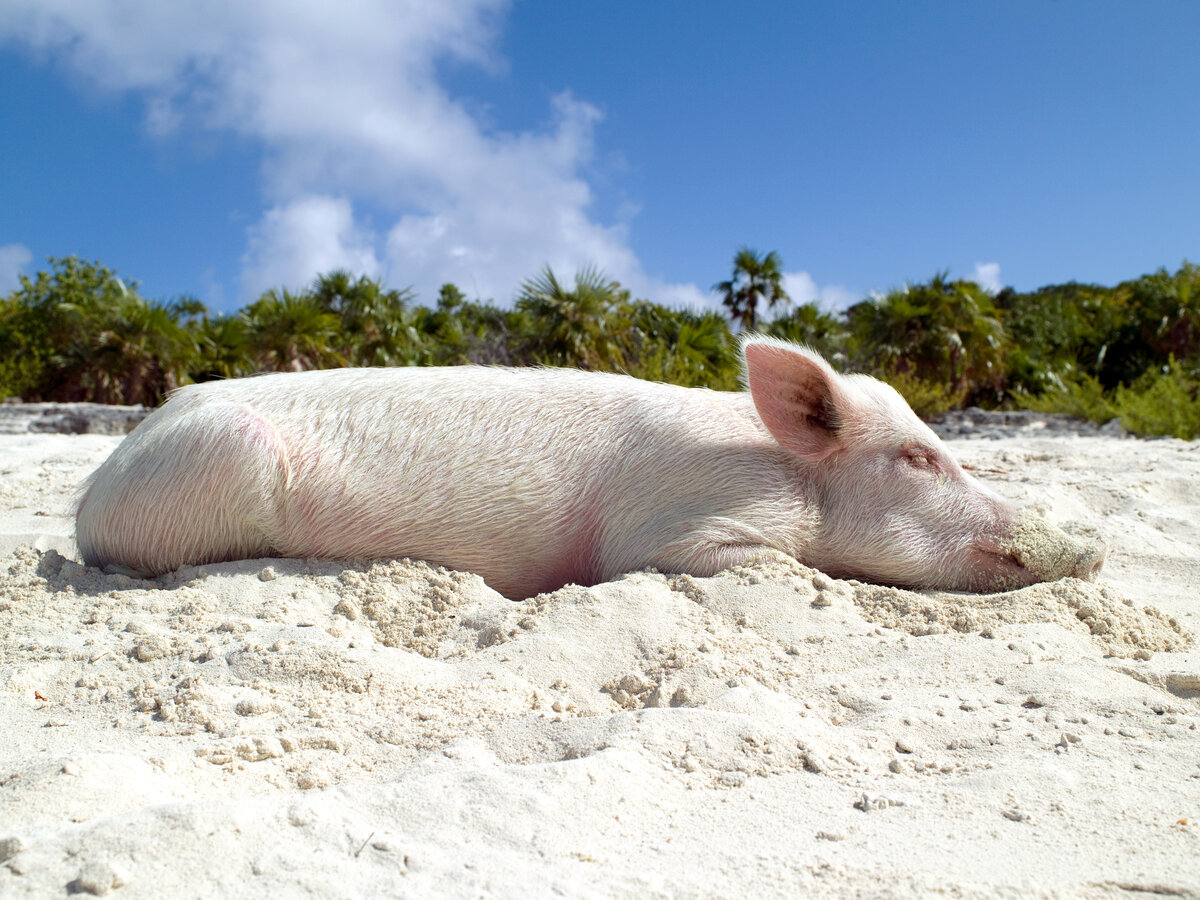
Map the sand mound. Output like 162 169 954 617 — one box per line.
1 544 1193 796
852 577 1190 656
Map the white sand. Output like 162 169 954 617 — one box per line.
1 410 1198 897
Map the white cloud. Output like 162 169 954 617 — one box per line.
972 261 1002 295
648 280 712 312
241 195 382 298
379 92 645 302
0 0 676 306
782 271 859 311
0 243 33 294
782 271 819 305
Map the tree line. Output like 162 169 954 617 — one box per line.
1 252 1197 438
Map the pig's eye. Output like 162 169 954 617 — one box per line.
901 447 940 470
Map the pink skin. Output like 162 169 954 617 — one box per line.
804 445 1033 592
743 339 1052 593
75 338 1105 599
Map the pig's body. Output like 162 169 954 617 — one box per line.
75 339 1105 598
76 366 817 598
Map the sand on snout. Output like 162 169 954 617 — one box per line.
1002 506 1106 583
0 406 1198 898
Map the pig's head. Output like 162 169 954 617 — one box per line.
742 337 1106 592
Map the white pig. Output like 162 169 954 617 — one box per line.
75 337 1104 599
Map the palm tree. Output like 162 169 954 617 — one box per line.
39 260 199 405
309 270 417 366
243 288 344 372
192 312 253 382
56 294 199 406
933 276 1005 396
766 302 848 364
516 265 629 370
624 301 737 388
714 248 790 332
848 273 1005 401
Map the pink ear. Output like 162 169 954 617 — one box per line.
744 340 844 462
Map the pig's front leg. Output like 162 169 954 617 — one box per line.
652 525 802 579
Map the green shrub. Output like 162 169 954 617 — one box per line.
1015 363 1200 439
1115 361 1200 440
622 345 741 391
1015 372 1116 423
0 297 49 399
879 371 965 420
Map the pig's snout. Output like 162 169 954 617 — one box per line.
1001 509 1107 586
1070 542 1107 581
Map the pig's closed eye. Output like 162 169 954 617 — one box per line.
901 447 941 471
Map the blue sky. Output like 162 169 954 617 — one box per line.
1 1 1197 314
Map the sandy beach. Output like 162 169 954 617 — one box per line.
1 405 1197 898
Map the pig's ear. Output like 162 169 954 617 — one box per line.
743 339 845 462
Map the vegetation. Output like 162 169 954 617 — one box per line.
845 274 1006 406
0 257 200 406
714 247 790 332
2 252 1197 439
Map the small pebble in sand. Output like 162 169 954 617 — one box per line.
288 803 318 827
297 768 331 790
235 697 271 716
0 836 25 862
854 793 905 812
134 637 170 662
71 860 125 895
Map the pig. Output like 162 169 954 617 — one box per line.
74 337 1105 599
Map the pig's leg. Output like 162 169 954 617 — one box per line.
76 403 289 575
650 519 802 578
